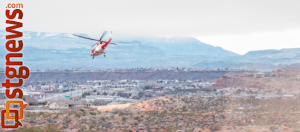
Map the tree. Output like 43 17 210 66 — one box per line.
144 85 151 89
182 106 188 112
236 89 242 95
117 92 121 96
82 92 90 98
138 92 143 98
111 92 116 96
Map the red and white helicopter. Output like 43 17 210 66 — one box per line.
73 31 125 59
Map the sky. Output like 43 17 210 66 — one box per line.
1 0 300 55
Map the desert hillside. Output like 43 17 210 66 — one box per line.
211 67 300 91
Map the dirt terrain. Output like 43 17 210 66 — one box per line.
15 96 300 132
211 67 300 90
96 103 133 112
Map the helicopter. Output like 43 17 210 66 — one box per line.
73 31 125 59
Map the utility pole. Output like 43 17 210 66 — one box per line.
71 87 72 99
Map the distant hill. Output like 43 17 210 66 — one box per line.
0 70 249 82
227 48 300 64
134 36 239 57
212 62 288 72
0 30 240 70
193 48 300 71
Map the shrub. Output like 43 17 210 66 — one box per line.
75 112 81 118
64 116 71 125
182 106 188 112
89 111 96 115
80 108 85 112
269 126 277 130
220 114 226 119
15 125 40 132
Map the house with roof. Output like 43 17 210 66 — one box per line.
242 72 253 77
0 99 7 108
48 100 69 109
0 99 28 110
254 72 265 78
24 95 39 105
47 99 91 109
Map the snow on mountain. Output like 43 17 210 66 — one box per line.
1 30 273 70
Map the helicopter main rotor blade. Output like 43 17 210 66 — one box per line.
99 30 108 41
91 43 97 47
73 34 99 41
111 41 130 44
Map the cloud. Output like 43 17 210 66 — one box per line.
1 0 299 36
198 29 300 55
1 0 299 53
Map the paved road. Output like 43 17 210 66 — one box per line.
37 88 94 102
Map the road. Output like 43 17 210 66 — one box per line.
37 88 94 102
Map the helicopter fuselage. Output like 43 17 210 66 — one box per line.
91 35 112 56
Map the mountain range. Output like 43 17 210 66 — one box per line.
1 30 300 71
